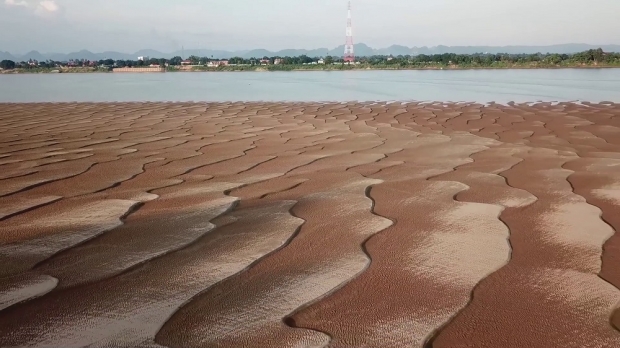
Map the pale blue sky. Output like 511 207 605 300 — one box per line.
2 0 620 54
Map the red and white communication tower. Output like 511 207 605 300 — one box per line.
344 1 355 62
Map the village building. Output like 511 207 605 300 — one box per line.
207 60 229 67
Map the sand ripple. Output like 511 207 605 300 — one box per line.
0 101 620 347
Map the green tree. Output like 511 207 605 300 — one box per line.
593 48 604 62
545 54 562 65
0 60 16 70
229 56 244 65
324 56 334 64
169 56 182 66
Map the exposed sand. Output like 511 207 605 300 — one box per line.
0 101 620 347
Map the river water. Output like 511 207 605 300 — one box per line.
1 69 619 103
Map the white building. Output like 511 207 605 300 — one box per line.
207 60 229 67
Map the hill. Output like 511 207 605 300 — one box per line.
4 43 620 61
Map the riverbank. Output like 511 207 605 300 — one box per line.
2 62 620 74
185 61 620 72
0 67 110 74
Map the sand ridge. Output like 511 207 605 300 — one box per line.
0 101 619 347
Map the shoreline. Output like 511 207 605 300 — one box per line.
0 101 616 107
2 64 620 74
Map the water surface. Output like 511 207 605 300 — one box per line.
1 69 619 103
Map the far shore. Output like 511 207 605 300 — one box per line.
2 63 620 74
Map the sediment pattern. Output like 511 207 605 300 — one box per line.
0 101 619 347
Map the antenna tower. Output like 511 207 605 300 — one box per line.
344 1 355 62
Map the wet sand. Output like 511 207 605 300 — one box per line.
0 101 619 347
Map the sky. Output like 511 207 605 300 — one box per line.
2 0 620 54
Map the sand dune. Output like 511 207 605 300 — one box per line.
0 101 619 347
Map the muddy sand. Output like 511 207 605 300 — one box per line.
0 101 619 347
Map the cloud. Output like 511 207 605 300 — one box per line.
38 0 57 12
5 0 30 7
4 0 60 14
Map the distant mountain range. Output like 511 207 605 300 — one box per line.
2 43 620 62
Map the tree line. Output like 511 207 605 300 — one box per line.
1 48 619 71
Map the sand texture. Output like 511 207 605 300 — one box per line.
0 101 620 347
